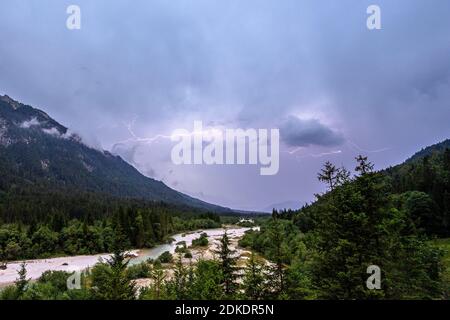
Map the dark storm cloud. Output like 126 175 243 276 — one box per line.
280 116 344 147
1 0 449 132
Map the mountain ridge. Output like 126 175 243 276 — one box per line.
0 94 230 213
404 138 450 163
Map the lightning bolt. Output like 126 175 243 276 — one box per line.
347 140 390 153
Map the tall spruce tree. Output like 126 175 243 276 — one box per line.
317 161 339 191
267 216 287 297
14 262 29 298
215 231 238 298
102 228 136 300
167 252 191 299
145 263 167 300
241 252 266 300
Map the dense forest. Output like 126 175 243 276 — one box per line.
239 144 450 299
386 144 450 236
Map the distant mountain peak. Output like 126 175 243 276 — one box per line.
0 94 68 137
0 94 22 110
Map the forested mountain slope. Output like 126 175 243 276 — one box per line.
0 95 229 213
385 139 450 235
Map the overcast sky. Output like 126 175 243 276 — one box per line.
1 0 450 210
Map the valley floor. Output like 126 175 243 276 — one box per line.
133 227 263 290
0 226 256 288
0 253 113 287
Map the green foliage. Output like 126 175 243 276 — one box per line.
236 220 255 228
61 220 106 255
165 253 193 299
139 264 167 300
88 226 136 300
383 235 443 299
191 232 209 247
126 262 151 280
241 253 268 300
174 242 193 259
157 251 173 264
215 231 238 298
20 270 88 300
0 285 19 300
15 262 29 298
31 225 59 257
187 260 224 300
241 155 446 300
90 263 113 297
175 242 188 254
0 267 91 300
0 204 224 261
284 257 316 299
386 142 450 236
431 238 450 298
0 225 31 260
91 250 136 300
305 156 443 299
239 219 303 265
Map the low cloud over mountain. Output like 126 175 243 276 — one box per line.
280 116 344 148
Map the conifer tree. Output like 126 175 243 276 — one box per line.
241 252 266 300
134 213 145 248
149 263 167 300
215 231 238 298
267 217 287 297
92 226 136 300
317 161 339 190
167 252 191 299
14 262 29 298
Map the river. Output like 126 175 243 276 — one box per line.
0 226 251 287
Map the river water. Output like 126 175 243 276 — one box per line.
128 227 250 265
